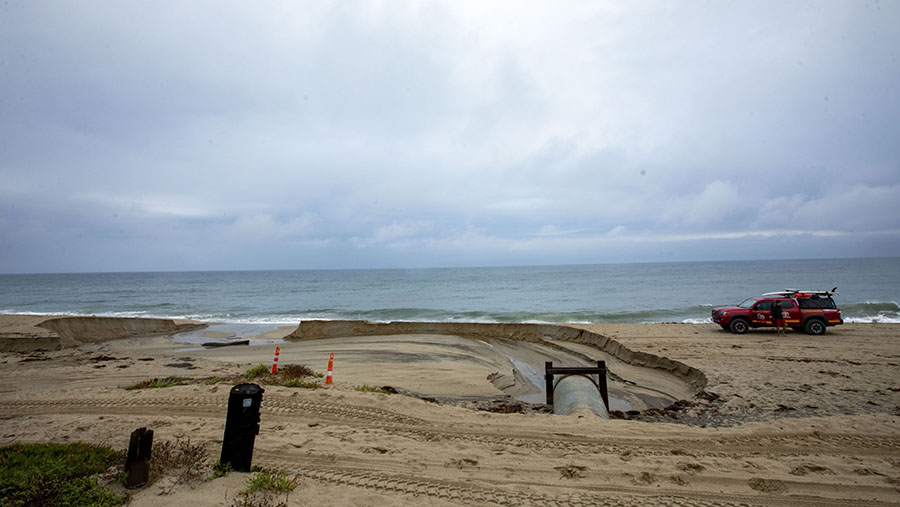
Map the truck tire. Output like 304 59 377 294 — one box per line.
729 318 749 334
804 318 826 336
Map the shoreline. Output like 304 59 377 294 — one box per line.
2 313 897 424
5 307 900 327
2 313 899 505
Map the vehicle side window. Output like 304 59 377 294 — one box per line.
754 301 772 311
781 300 795 309
798 297 837 309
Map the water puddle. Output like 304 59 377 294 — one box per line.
172 323 285 352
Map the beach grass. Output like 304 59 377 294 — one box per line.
355 385 391 394
243 365 269 380
150 439 208 485
245 470 296 494
211 461 233 478
230 470 296 507
0 442 125 506
124 376 191 390
283 379 318 389
241 364 320 386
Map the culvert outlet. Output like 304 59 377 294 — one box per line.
552 375 610 418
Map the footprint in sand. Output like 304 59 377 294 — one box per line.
554 464 586 479
676 462 705 474
669 475 689 485
448 458 479 469
748 477 787 494
790 464 833 476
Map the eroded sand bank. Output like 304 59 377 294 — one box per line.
0 314 205 351
1 314 899 506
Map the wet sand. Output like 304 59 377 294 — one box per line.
1 315 899 506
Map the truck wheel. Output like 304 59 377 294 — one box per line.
729 319 749 334
804 319 826 336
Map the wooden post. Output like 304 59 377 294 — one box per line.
124 427 153 488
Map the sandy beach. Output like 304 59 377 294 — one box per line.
1 314 899 506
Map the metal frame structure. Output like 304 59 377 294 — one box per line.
544 361 609 411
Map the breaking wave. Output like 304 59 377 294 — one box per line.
840 301 900 324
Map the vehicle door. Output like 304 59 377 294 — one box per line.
751 300 773 327
780 299 799 326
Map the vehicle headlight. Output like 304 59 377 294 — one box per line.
720 311 727 316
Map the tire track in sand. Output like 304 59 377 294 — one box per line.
254 450 894 507
2 394 897 459
4 395 898 507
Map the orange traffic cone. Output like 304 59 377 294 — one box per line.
326 352 333 385
271 345 280 374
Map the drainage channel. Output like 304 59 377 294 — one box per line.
488 338 633 413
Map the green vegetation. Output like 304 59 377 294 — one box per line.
355 385 391 394
121 363 323 390
245 470 296 494
212 461 233 478
125 376 190 390
230 470 295 507
0 442 126 506
242 363 319 386
277 364 316 379
283 379 318 389
150 439 208 484
243 365 269 380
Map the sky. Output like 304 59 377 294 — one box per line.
1 1 899 273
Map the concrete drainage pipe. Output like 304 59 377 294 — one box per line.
552 375 610 418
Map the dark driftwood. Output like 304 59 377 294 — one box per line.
202 339 250 348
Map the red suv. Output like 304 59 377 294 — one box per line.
711 289 843 335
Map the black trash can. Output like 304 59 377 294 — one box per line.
220 383 264 472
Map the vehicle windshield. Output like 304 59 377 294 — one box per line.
737 298 758 309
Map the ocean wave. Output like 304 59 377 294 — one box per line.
844 316 900 324
841 301 900 312
838 301 900 324
5 301 899 325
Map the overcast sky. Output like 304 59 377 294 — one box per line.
2 1 899 273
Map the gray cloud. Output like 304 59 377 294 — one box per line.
1 0 899 272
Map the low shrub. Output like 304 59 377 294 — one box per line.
125 376 191 390
355 385 391 394
150 439 208 484
0 442 126 506
283 379 318 389
245 470 296 494
243 365 269 381
230 470 295 507
240 364 320 386
212 461 233 479
277 364 316 379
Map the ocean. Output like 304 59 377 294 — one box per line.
1 258 898 325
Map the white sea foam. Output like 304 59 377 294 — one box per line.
844 316 900 324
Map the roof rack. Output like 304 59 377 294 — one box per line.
761 287 838 297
